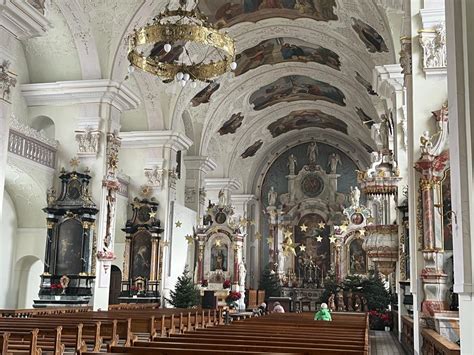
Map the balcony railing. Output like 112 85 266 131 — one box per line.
8 119 58 169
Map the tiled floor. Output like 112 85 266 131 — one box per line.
370 330 406 354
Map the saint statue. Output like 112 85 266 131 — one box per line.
307 142 318 165
328 293 336 312
328 153 341 174
277 252 285 274
268 186 278 206
377 114 391 150
239 262 246 286
288 154 297 175
350 186 360 207
215 250 225 270
218 189 226 207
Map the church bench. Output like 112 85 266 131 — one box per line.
0 328 41 355
84 350 301 355
0 307 92 318
108 303 160 311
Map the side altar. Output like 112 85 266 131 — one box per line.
194 195 246 308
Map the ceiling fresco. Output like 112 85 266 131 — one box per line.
358 138 375 153
241 139 264 158
249 75 346 111
200 0 338 27
235 37 341 76
218 113 245 135
191 82 221 107
351 17 389 53
267 109 348 138
356 107 376 129
355 71 377 96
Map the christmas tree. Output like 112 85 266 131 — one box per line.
168 267 201 308
259 264 281 300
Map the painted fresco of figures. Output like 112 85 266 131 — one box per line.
218 113 244 135
351 17 389 53
208 0 338 26
241 139 263 159
235 38 340 76
211 244 228 271
191 82 220 107
349 238 367 274
267 109 348 138
250 75 346 111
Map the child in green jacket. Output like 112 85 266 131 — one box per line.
314 303 332 321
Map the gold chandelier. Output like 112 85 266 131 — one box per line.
128 0 237 87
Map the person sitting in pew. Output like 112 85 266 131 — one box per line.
314 302 332 321
272 301 285 313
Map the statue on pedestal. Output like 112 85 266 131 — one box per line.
328 293 336 312
307 142 319 165
377 114 392 150
337 289 346 311
288 154 297 175
350 186 360 207
268 186 278 206
277 252 285 274
328 153 341 174
218 189 226 207
239 262 246 286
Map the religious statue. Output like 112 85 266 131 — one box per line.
350 186 360 207
307 141 318 165
218 189 226 207
420 130 440 154
288 154 297 175
46 187 56 207
268 186 278 206
239 262 246 286
277 251 285 274
328 293 336 312
336 289 346 311
328 153 341 174
354 295 361 312
216 250 224 270
377 114 391 150
346 290 354 311
361 296 369 312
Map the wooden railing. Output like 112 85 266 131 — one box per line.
422 328 460 355
108 303 160 311
8 129 56 168
402 315 415 354
0 306 91 318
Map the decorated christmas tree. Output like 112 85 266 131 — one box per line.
259 264 281 300
168 267 201 308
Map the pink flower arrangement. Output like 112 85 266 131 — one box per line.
97 250 116 260
223 279 231 289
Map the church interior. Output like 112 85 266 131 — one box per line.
0 0 473 354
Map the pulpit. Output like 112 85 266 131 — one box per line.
34 165 98 307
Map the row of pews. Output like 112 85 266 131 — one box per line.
0 305 369 355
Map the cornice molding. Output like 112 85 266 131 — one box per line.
183 155 217 173
205 177 241 192
0 0 52 39
420 7 445 30
120 130 193 151
21 80 140 112
373 64 404 99
231 194 256 205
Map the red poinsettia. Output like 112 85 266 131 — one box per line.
226 291 241 303
223 279 231 289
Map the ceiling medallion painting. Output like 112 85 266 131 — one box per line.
351 17 388 53
201 0 338 27
235 38 341 76
191 82 221 106
355 72 377 96
267 109 348 138
218 113 244 135
357 138 375 153
241 139 263 159
250 75 346 111
356 107 375 129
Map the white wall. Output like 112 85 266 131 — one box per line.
0 191 17 308
16 256 43 308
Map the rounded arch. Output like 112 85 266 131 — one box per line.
15 255 43 308
31 115 55 139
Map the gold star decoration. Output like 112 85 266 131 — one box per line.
316 236 323 242
160 240 170 247
215 239 222 247
249 220 256 226
132 200 141 209
175 221 182 228
239 217 248 227
185 235 194 244
300 224 308 232
270 210 277 217
358 229 366 236
70 157 80 170
342 220 349 226
282 237 297 256
329 235 337 244
149 211 157 218
284 230 293 239
210 226 219 234
266 237 274 246
367 217 375 224
340 224 348 232
299 244 306 252
255 232 262 241
318 222 326 229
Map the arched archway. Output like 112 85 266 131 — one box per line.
31 115 55 140
109 265 122 305
0 190 17 308
15 255 43 309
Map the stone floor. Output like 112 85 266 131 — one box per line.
370 330 406 354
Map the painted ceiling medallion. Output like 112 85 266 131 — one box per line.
351 17 388 53
241 139 263 159
191 82 220 106
250 75 346 111
267 109 348 138
235 38 341 76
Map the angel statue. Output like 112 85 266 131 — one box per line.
239 262 246 287
350 186 360 207
288 154 297 175
328 153 342 174
268 186 278 206
307 141 319 165
218 189 226 207
377 114 392 150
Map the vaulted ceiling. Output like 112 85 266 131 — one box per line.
21 0 404 192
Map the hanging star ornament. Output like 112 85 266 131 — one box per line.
215 239 222 247
329 235 337 244
299 244 306 252
316 236 323 242
284 230 293 239
185 235 194 245
318 222 326 229
239 217 248 227
282 237 297 256
175 220 182 228
358 229 366 236
266 237 274 246
255 232 262 241
300 224 308 232
340 224 348 232
149 211 157 218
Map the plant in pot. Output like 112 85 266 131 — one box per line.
226 291 241 309
223 279 231 289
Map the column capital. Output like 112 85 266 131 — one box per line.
184 155 216 174
21 80 140 112
0 0 52 39
120 131 193 152
373 64 404 98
